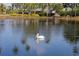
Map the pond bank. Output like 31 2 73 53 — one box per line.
0 15 79 21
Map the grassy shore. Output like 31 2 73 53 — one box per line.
0 14 79 22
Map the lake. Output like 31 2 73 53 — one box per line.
0 18 79 56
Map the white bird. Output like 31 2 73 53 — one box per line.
36 33 45 41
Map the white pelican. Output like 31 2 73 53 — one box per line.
36 33 45 40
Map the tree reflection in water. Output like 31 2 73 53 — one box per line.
0 20 3 55
65 36 79 55
45 18 50 44
44 23 50 43
22 19 32 52
0 20 5 34
73 44 78 56
0 20 4 55
64 21 79 56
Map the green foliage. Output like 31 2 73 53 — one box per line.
0 3 79 16
0 4 6 14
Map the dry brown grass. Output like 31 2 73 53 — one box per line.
0 15 79 21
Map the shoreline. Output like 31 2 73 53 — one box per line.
0 15 79 21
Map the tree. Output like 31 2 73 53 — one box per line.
0 4 6 14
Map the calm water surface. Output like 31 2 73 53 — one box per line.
0 18 79 56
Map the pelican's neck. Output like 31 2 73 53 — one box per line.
36 33 39 37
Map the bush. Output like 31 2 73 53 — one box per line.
31 14 40 17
